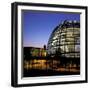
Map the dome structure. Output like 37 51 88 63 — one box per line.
47 20 80 58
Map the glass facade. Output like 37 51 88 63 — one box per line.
47 20 80 58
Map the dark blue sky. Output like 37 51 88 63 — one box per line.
22 10 80 48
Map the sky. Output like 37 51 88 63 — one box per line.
22 10 80 48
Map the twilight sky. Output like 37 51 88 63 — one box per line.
22 10 80 48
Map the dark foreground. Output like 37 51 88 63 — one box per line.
23 69 80 77
23 59 80 77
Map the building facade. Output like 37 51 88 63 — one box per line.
24 45 47 60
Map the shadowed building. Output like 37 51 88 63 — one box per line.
24 45 47 60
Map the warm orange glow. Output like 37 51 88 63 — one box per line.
24 59 80 73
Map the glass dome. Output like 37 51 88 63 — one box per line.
47 20 80 58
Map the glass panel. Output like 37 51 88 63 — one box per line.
60 34 66 39
75 37 80 44
60 38 65 42
74 31 80 35
75 45 80 52
60 46 64 53
73 34 80 37
60 41 65 45
66 32 74 38
65 45 75 52
61 29 66 33
65 38 74 42
64 53 74 57
75 53 80 57
60 32 66 36
65 41 74 45
66 28 73 32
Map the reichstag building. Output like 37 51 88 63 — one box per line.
47 20 80 58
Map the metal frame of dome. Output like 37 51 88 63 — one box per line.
47 20 80 58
